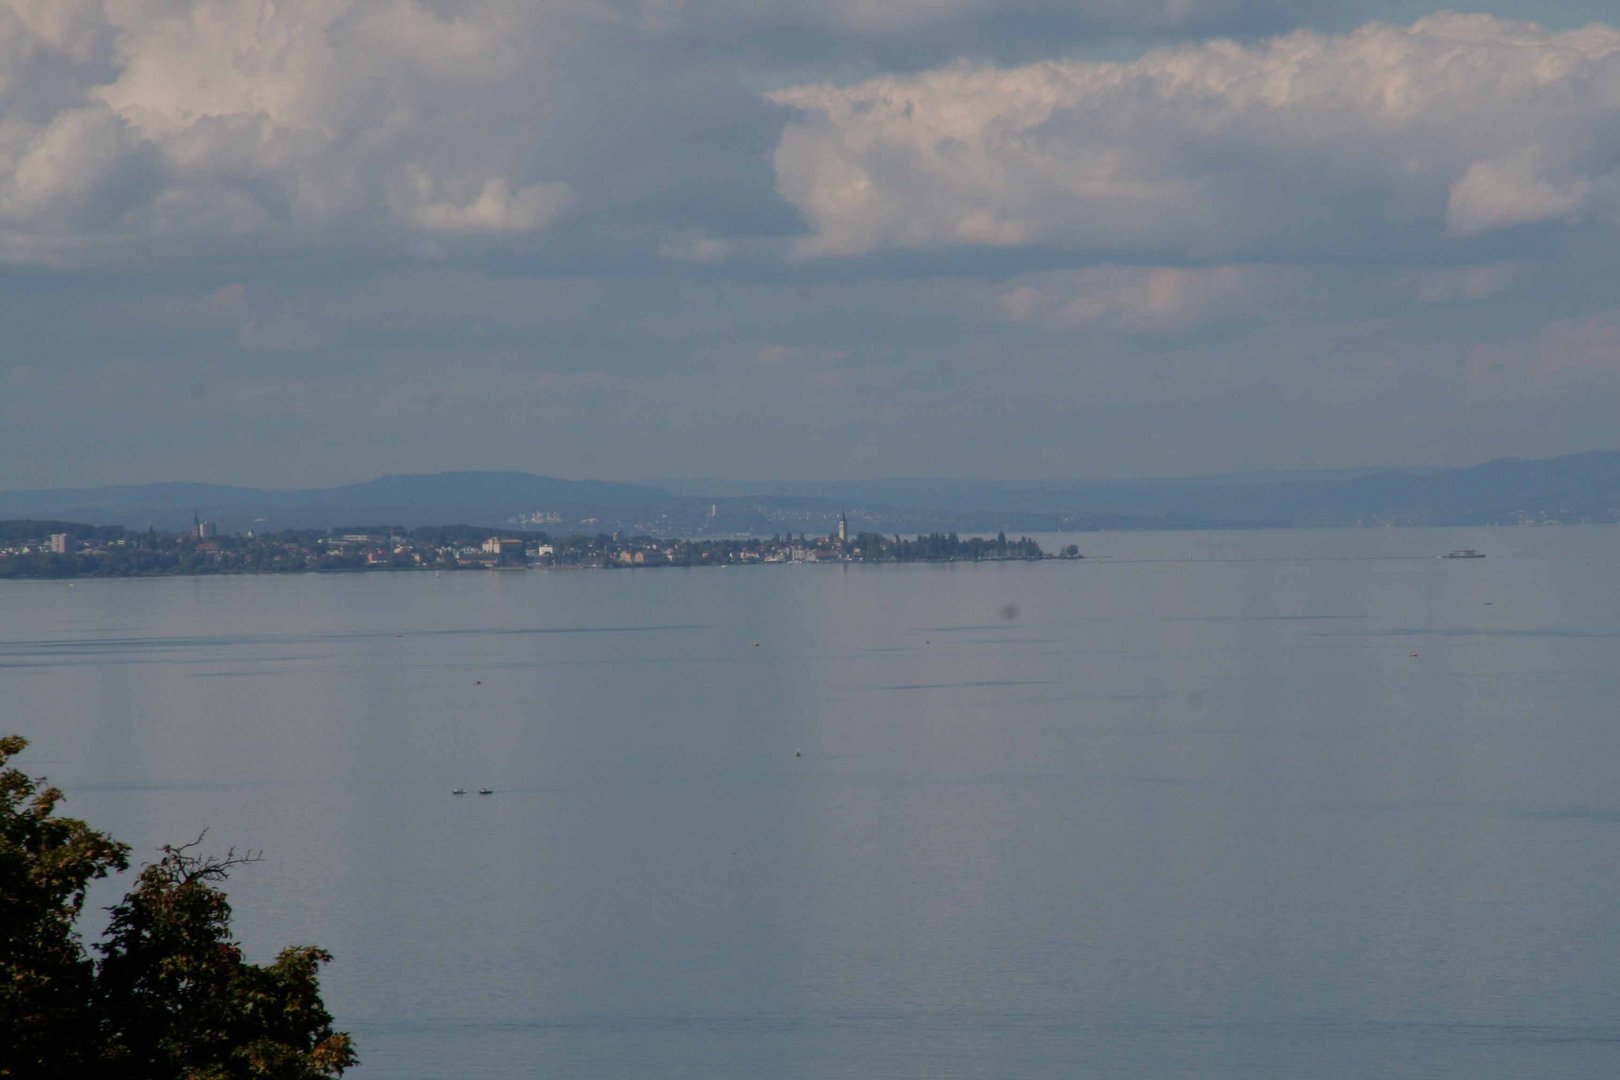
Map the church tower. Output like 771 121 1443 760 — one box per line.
837 511 848 545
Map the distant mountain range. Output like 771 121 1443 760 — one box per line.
0 473 676 534
4 451 1620 535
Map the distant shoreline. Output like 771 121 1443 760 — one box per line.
2 561 1087 582
0 527 1075 580
0 556 1077 582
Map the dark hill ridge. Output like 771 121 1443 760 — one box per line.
1272 450 1620 526
0 473 677 532
2 450 1618 534
316 471 668 508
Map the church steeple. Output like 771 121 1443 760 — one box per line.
837 510 848 545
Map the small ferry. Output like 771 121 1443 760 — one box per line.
1442 549 1485 559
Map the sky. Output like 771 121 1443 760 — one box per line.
3 0 1620 490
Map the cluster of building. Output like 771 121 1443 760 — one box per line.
316 513 872 568
25 532 125 557
2 511 1061 579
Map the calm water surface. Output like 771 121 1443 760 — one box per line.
7 527 1620 1078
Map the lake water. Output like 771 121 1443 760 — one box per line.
7 526 1620 1078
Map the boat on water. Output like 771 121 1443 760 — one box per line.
478 788 493 795
1443 549 1485 559
451 788 466 795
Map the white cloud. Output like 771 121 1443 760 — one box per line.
7 104 144 218
0 0 573 264
993 259 1525 338
399 171 572 235
1000 265 1279 332
1446 152 1592 236
769 14 1620 259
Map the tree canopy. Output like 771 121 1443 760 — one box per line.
0 736 356 1080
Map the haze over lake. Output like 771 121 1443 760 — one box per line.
9 526 1620 1079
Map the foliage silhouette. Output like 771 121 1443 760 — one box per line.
0 736 356 1080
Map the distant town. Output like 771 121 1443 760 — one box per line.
0 512 1076 579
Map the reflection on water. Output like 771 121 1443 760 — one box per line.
9 526 1620 1078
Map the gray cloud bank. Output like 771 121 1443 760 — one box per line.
3 3 1620 487
4 6 1614 267
0 0 1318 267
